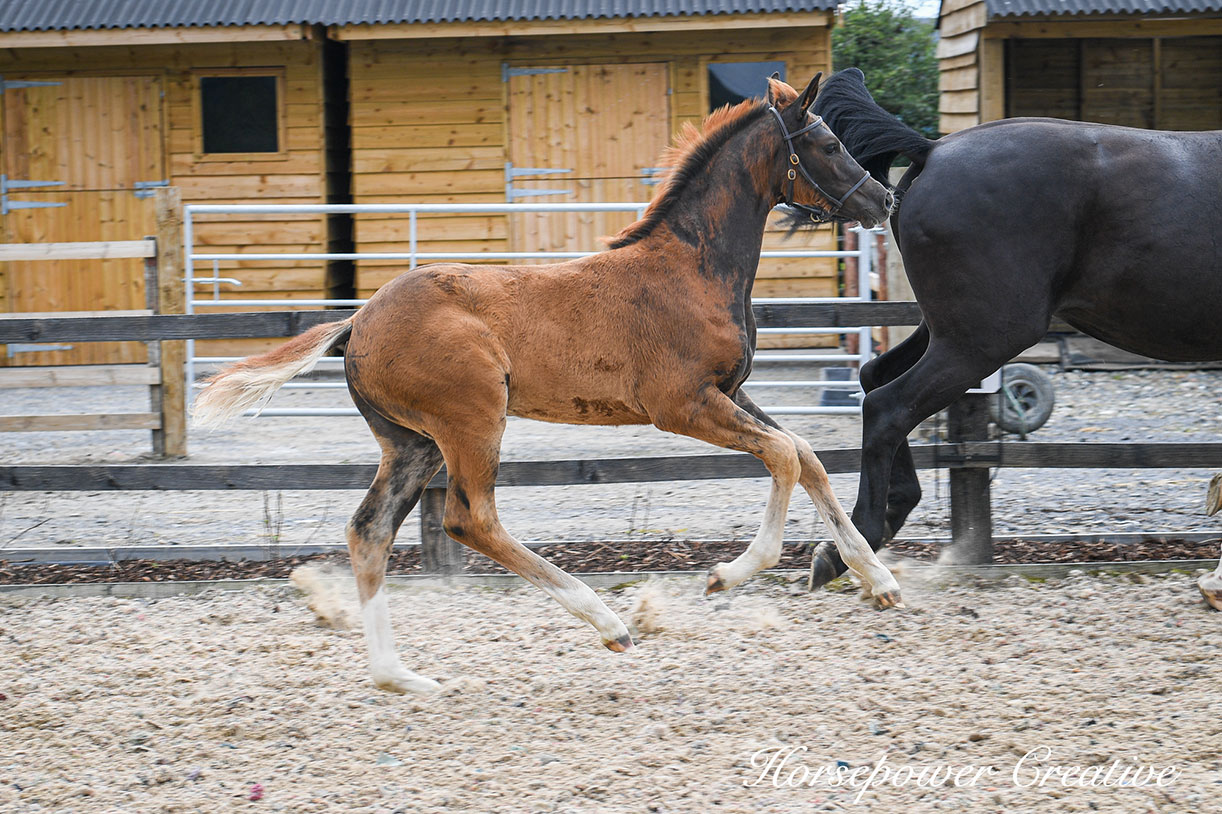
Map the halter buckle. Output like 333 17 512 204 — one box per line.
787 168 797 181
789 154 800 165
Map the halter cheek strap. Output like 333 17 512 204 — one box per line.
768 106 871 223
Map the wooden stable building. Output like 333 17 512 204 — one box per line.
330 7 842 305
0 22 343 364
937 0 1222 134
0 1 845 365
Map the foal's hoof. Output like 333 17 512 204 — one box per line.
807 550 839 591
372 671 442 696
871 590 906 610
603 633 635 653
705 566 729 596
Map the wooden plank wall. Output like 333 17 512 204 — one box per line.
937 0 988 134
1006 35 1222 131
346 26 841 318
0 39 330 360
970 12 1222 135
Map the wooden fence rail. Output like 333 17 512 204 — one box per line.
0 302 933 345
4 440 1221 574
0 188 186 456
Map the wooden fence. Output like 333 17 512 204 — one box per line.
0 188 186 456
3 292 1222 573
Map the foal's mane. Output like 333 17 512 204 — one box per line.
606 98 771 249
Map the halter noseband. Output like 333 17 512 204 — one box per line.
768 106 871 224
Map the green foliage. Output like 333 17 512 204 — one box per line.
832 1 940 138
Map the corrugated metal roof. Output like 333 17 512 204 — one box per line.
0 1 839 32
986 1 1222 17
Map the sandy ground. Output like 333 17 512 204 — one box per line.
0 568 1218 813
0 367 1219 555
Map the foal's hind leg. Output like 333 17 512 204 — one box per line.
430 418 633 652
732 391 903 607
346 413 444 694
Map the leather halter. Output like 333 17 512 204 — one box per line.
768 106 871 224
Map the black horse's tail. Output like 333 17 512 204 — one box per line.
814 68 935 187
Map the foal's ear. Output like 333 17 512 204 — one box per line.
796 72 824 115
766 74 798 108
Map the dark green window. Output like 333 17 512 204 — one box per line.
200 75 279 153
708 62 786 111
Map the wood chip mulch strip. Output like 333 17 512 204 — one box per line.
1 537 1218 586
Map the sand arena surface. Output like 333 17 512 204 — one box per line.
1 569 1217 813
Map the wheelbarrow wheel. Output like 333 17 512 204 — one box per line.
989 363 1055 435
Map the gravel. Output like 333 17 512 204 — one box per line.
0 572 1217 813
0 366 1219 556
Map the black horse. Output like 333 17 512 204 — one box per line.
806 68 1222 589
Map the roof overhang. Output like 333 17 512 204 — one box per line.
330 10 833 41
0 23 313 49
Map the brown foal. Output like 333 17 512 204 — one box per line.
194 74 902 694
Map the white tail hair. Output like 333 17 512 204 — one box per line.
192 318 354 428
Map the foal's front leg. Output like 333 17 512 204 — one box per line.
653 387 801 593
733 391 903 608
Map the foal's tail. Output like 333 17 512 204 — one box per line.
813 68 935 186
192 317 354 427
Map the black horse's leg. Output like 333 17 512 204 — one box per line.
854 339 1007 545
809 323 930 588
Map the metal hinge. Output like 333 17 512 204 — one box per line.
7 343 73 358
0 76 62 94
0 175 68 216
638 167 668 186
501 64 568 82
133 180 169 199
504 162 573 201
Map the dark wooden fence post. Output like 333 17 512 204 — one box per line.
154 187 187 458
419 486 465 575
946 393 994 564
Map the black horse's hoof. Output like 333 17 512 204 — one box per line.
807 549 840 591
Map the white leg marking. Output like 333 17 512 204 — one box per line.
787 432 902 604
362 588 441 695
711 474 795 590
540 579 632 649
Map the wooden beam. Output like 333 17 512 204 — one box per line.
0 302 934 345
155 187 188 458
0 310 153 320
937 31 980 60
0 414 161 432
983 18 1222 39
0 304 1081 345
0 241 155 262
330 11 832 40
0 24 311 49
419 488 465 575
946 394 993 564
2 443 1221 492
0 365 160 388
980 37 1006 122
941 2 988 38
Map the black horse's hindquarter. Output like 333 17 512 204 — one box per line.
853 121 1222 553
900 121 1222 364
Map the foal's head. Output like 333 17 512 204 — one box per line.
765 74 893 229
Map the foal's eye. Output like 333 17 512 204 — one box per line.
824 143 839 156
